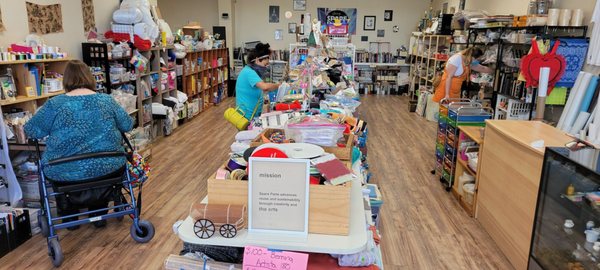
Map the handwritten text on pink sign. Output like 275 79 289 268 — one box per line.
243 246 308 270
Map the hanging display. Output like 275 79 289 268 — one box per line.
317 8 357 34
520 39 566 94
26 2 63 34
81 0 96 32
269 5 279 23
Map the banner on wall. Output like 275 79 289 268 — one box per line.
317 8 357 35
325 10 349 35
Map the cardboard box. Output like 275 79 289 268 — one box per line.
207 162 352 235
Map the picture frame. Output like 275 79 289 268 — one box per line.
288 23 297 34
384 10 393 21
364 16 376 31
275 29 283 40
377 29 385 37
293 0 306 11
269 6 280 23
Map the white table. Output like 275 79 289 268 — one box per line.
177 178 368 255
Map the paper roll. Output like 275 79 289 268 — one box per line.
581 76 599 112
570 112 591 135
559 9 572 26
548 8 560 26
538 67 550 97
558 72 585 129
563 72 593 132
572 9 584 26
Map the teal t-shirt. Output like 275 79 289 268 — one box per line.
235 66 263 119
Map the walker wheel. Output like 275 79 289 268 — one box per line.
193 219 215 239
220 224 237 238
130 220 155 243
48 238 63 267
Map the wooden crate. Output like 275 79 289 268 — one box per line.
249 129 354 161
207 162 352 235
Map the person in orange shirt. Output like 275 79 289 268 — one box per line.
432 47 494 103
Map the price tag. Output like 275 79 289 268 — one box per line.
243 246 308 270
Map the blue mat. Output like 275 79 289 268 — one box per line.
553 38 589 88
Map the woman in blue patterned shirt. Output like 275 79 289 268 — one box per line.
24 60 133 229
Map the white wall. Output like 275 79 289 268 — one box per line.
431 0 596 22
158 0 220 34
0 0 120 59
234 0 430 51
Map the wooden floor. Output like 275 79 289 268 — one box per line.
0 95 513 269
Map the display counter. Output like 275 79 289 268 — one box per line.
476 120 572 270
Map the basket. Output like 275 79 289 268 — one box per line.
494 94 531 120
463 183 476 205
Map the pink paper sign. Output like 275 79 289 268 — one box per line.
243 246 308 270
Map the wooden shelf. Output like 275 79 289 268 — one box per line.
140 71 159 76
0 58 70 65
128 109 139 115
0 91 65 106
459 126 484 145
457 158 477 177
108 56 132 61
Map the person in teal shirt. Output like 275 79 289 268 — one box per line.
235 42 280 120
24 60 133 229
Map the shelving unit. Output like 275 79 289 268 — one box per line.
449 25 588 119
0 58 69 114
408 34 451 103
177 48 229 113
451 126 484 217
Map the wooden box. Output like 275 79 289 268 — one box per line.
207 163 352 235
249 128 354 161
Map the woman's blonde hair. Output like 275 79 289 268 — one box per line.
63 60 96 92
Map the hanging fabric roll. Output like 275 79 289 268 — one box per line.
558 72 586 130
558 72 592 131
588 0 600 66
581 76 600 113
569 112 591 135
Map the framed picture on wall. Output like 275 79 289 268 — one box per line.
269 6 280 23
275 29 283 40
293 0 306 11
377 29 385 37
384 10 393 21
364 16 376 31
288 23 297 33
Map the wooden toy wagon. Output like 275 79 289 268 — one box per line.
189 203 247 239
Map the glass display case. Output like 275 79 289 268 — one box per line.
529 147 600 270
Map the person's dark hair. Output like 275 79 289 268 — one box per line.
63 60 96 92
247 42 271 63
472 47 484 59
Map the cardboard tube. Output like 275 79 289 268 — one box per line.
535 96 547 121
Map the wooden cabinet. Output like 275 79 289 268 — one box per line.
452 126 484 216
476 120 572 270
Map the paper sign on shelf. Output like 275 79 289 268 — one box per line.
243 246 308 270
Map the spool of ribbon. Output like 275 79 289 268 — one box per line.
215 168 231 180
230 169 247 180
227 157 247 171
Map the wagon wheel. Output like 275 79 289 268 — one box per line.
193 219 215 239
220 224 237 238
